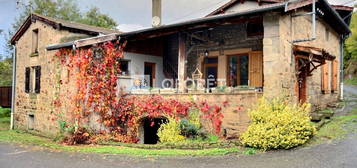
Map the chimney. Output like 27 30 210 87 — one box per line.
152 0 162 27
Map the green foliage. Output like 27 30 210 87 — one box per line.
345 12 357 70
345 77 357 85
80 7 118 29
0 58 12 86
241 98 316 150
158 117 185 143
0 108 11 118
179 109 202 138
3 0 118 59
344 12 357 75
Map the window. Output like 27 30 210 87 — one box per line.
227 55 249 86
119 60 130 76
25 66 41 94
34 66 41 93
25 67 30 93
247 21 263 37
32 29 39 54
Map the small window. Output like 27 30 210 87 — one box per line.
25 67 31 93
28 114 35 130
247 21 263 37
25 66 41 94
119 60 130 76
32 29 39 54
34 66 41 93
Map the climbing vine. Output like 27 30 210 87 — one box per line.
54 40 225 144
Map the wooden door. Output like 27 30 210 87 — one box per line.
249 51 263 87
298 70 307 103
144 62 156 87
331 60 338 92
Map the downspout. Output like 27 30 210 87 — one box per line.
10 45 17 130
340 35 345 100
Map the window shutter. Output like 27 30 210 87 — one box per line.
25 67 30 93
331 60 338 92
35 66 41 93
248 51 263 87
321 63 329 93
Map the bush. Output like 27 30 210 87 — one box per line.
0 107 11 118
179 109 201 138
179 119 199 138
157 116 185 143
241 98 316 150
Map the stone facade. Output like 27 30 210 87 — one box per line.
263 10 341 109
136 92 262 138
13 20 89 135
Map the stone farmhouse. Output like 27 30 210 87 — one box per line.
10 0 353 142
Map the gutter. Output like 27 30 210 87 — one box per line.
10 45 16 130
340 34 348 100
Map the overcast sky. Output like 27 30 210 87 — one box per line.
0 0 355 57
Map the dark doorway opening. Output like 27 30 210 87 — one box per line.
203 57 218 88
143 117 167 144
144 62 156 87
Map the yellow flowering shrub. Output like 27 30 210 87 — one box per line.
241 98 316 150
157 116 185 143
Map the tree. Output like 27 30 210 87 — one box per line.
344 11 357 77
3 0 118 59
345 12 357 62
81 7 118 29
0 58 13 86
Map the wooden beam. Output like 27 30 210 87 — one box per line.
74 34 118 48
178 33 187 92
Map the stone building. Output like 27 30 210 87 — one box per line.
10 13 119 132
11 0 353 142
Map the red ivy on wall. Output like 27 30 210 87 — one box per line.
54 40 225 143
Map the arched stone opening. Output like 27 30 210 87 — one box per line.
138 117 167 144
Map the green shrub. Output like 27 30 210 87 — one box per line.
241 98 316 150
0 107 11 118
157 117 185 143
179 109 201 138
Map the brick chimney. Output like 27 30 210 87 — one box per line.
152 0 162 27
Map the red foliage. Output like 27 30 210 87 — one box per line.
54 40 225 143
197 101 224 135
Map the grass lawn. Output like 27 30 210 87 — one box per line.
345 77 357 85
0 116 241 156
310 106 357 144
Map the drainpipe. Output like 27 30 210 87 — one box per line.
340 35 345 100
10 45 17 130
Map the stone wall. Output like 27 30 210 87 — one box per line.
151 92 262 138
263 11 341 109
14 20 86 135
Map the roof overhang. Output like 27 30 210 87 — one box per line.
11 13 119 45
46 0 352 51
47 3 286 50
294 45 336 62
